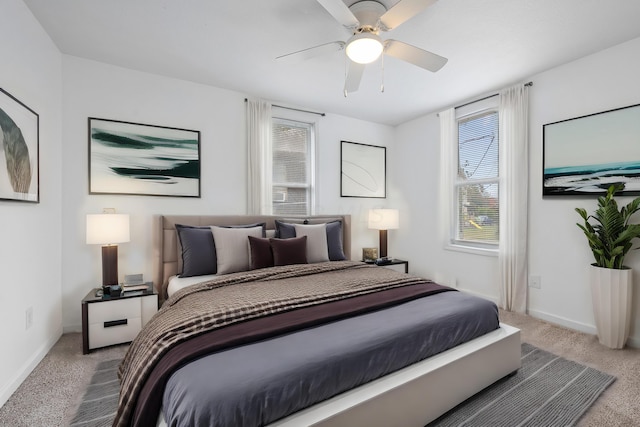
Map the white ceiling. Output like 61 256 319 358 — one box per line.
23 0 640 126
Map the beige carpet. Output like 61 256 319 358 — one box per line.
0 311 638 426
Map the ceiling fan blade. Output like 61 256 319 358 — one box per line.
317 0 359 28
379 0 438 30
344 61 365 95
384 39 447 72
276 41 345 62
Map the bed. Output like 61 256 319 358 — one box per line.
113 214 520 427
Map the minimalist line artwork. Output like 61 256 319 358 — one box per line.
0 88 39 203
89 118 201 197
543 103 640 196
341 140 386 198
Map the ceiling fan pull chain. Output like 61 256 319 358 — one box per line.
380 53 385 93
344 54 349 97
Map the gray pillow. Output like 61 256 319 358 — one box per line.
211 226 264 274
294 223 329 263
275 219 346 261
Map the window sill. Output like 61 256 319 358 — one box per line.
444 243 498 257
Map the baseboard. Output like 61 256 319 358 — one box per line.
527 309 596 335
0 330 62 408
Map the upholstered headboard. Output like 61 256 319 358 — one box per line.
152 214 352 303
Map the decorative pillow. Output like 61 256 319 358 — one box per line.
210 226 264 274
294 223 329 263
275 219 346 261
274 220 297 239
248 236 274 270
175 224 217 277
270 236 308 266
325 221 347 261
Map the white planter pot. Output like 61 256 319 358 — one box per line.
589 265 633 349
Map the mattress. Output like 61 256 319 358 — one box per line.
161 290 499 427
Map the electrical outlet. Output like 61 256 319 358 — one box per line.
25 307 33 330
529 276 541 289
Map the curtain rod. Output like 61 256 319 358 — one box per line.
455 81 533 110
244 98 325 117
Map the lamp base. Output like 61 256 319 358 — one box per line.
379 229 388 258
102 245 119 286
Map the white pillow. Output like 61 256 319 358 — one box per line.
294 223 329 263
210 226 263 274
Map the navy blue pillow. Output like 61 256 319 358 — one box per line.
274 220 346 261
175 225 216 277
326 221 347 261
176 222 267 277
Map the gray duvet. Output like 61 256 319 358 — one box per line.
161 290 499 427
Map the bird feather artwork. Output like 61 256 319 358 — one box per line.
0 106 32 195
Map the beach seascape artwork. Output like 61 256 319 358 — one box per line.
543 104 640 196
89 118 200 197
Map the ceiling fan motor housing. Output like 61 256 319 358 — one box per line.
349 1 387 32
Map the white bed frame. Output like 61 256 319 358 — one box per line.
152 215 521 426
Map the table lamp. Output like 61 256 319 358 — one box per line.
368 209 399 258
86 212 130 287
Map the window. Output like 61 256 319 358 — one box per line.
271 118 315 215
453 106 499 249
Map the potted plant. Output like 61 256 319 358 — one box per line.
576 183 640 348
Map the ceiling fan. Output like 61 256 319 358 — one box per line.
277 0 448 95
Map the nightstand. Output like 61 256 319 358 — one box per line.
81 284 158 354
365 259 409 274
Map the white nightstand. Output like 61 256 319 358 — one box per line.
81 285 158 354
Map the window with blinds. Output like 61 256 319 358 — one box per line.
272 118 314 215
455 110 499 246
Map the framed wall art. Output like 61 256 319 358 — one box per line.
89 118 201 197
341 141 386 198
543 103 640 196
0 88 39 203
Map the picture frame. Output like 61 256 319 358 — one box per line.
340 141 386 198
0 88 39 203
543 103 640 196
89 118 201 197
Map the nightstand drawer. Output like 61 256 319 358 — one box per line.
88 316 142 350
88 298 140 324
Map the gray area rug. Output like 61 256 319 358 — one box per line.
69 359 120 427
71 343 615 427
427 342 616 427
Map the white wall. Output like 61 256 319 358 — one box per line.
61 56 395 331
394 36 640 346
527 36 640 346
0 0 63 407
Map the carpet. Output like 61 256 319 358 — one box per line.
427 342 616 427
69 359 120 427
71 343 615 427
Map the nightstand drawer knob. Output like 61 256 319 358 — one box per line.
104 319 128 328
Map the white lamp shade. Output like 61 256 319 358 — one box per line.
86 214 130 245
346 33 383 64
368 209 399 230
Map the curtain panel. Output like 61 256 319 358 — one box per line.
246 99 273 215
498 84 529 313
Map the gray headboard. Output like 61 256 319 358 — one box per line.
152 214 352 303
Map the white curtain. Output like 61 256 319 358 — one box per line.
498 84 529 313
439 108 456 246
246 99 272 215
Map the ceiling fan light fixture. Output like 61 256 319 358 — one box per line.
346 32 383 64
